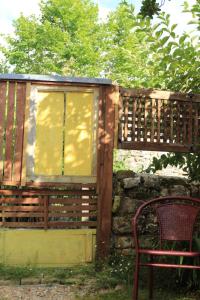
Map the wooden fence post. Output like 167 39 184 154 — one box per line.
97 85 119 260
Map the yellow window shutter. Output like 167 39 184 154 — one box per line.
34 92 64 175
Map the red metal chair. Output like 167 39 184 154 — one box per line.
132 196 200 300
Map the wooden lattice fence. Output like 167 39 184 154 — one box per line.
118 88 200 152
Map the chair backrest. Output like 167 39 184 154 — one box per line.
132 196 200 251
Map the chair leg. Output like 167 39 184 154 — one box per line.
133 254 140 300
148 265 154 300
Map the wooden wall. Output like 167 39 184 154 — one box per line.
0 81 26 186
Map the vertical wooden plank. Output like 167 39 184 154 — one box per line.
97 86 105 194
176 101 180 144
144 99 148 142
44 195 49 229
132 97 136 142
12 83 26 183
150 99 155 143
183 103 187 145
4 82 15 181
21 82 31 185
170 100 174 144
124 97 129 141
96 86 106 258
188 101 193 146
163 100 167 143
137 98 142 142
114 91 120 148
97 84 118 260
194 103 198 145
118 93 123 145
0 82 7 181
157 99 161 143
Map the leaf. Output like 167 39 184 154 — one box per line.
171 24 177 31
160 35 170 45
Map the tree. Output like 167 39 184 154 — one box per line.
101 1 200 180
2 0 101 76
102 1 200 93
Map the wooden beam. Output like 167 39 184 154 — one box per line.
21 82 31 185
120 87 200 102
97 85 119 259
119 141 192 153
0 82 7 181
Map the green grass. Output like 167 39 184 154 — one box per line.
0 264 199 300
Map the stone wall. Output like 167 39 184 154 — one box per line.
112 171 200 255
114 150 185 177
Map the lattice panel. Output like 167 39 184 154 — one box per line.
118 88 200 152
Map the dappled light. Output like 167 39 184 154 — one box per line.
34 91 95 177
35 92 64 175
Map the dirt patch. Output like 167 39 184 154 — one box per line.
0 284 77 300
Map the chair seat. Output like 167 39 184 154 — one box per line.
139 249 200 257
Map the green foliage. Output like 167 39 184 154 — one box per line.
140 0 161 18
100 1 200 93
146 153 200 181
2 0 101 76
113 150 130 172
1 0 199 94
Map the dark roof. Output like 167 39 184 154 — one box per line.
0 74 112 85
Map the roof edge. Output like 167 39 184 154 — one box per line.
0 74 112 85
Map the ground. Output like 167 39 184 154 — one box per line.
0 264 199 300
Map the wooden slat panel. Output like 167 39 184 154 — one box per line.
4 82 15 181
49 198 97 204
1 212 44 218
3 222 44 228
12 83 26 182
48 221 97 228
49 212 97 218
0 82 7 180
49 204 97 212
0 189 96 196
0 197 43 204
1 206 44 212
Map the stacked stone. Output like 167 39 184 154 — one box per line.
112 171 200 256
